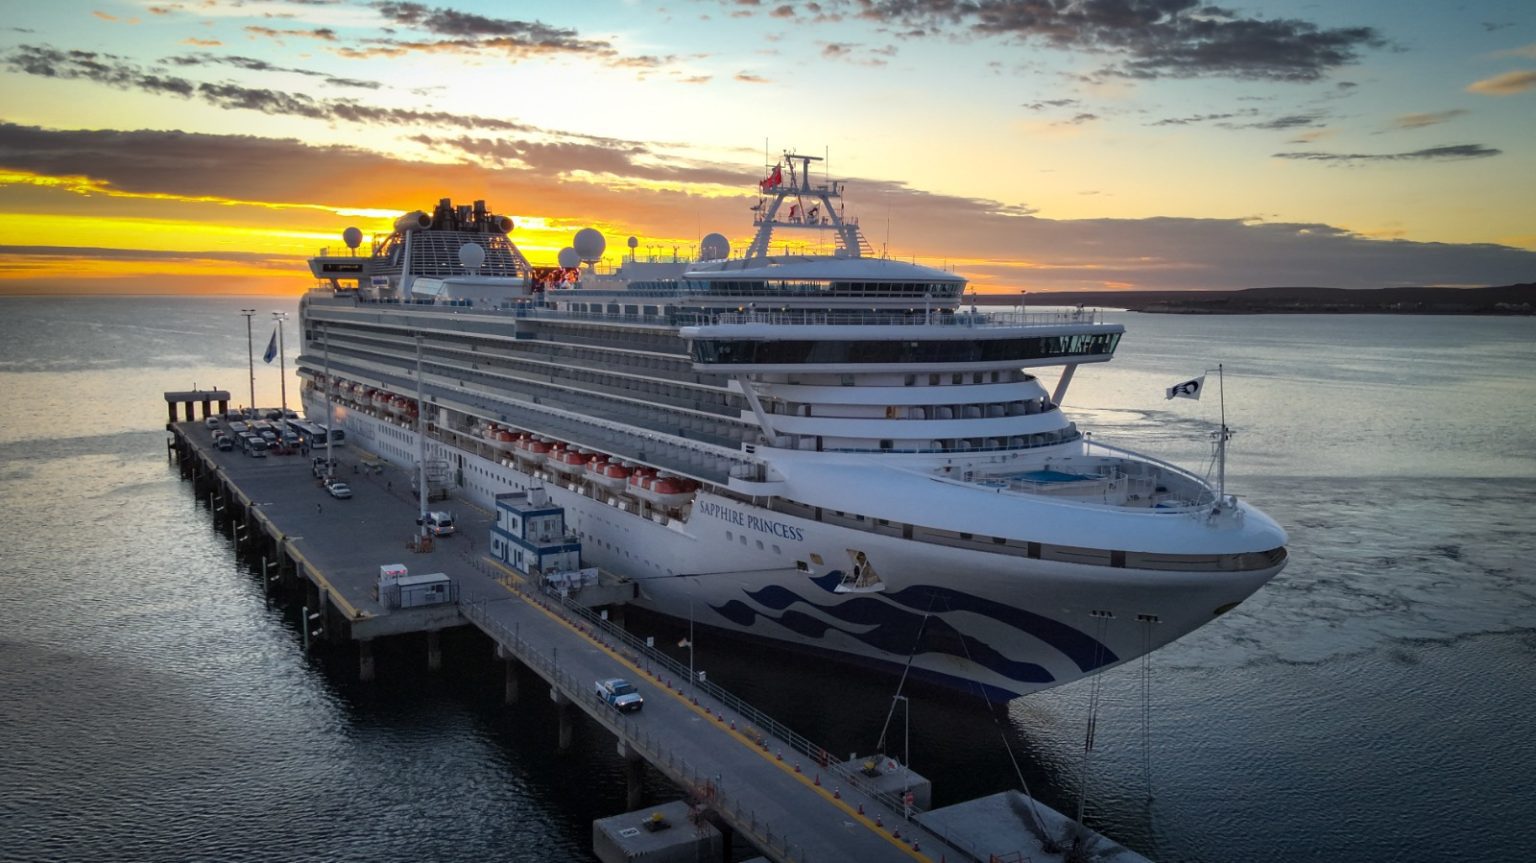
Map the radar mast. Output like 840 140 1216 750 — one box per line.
744 152 873 261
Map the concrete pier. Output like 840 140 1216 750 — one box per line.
167 416 1159 863
593 800 721 863
358 639 376 682
426 630 442 671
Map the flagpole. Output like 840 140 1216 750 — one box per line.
272 311 288 415
1217 363 1227 502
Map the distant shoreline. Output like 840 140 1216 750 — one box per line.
974 283 1535 315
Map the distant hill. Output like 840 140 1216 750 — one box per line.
977 283 1536 314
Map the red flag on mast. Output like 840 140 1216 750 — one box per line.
759 164 782 190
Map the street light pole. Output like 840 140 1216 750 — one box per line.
272 311 289 414
894 694 911 819
415 334 428 538
240 309 256 417
322 322 334 480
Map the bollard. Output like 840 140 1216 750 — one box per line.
814 773 820 786
833 787 840 799
876 814 882 827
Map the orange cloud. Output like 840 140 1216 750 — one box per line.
1467 69 1536 94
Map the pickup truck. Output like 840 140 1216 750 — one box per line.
595 678 644 713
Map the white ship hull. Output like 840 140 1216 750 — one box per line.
315 395 1279 700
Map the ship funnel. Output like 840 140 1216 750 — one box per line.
394 210 431 232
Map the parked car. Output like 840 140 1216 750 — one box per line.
596 678 644 713
325 480 353 499
204 416 220 429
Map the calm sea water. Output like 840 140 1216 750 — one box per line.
2 295 1533 862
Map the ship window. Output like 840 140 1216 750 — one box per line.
952 374 963 385
726 531 733 541
740 535 747 545
810 553 824 565
904 375 915 386
929 374 940 386
756 540 764 550
959 532 973 540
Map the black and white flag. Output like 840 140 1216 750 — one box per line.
1165 375 1204 400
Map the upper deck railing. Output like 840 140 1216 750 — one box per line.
308 290 1109 331
684 308 1106 328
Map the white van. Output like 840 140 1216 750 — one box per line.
423 511 455 537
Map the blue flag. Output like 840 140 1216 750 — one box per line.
263 327 278 364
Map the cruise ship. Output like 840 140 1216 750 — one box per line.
299 154 1287 701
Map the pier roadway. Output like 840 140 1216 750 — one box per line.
171 420 1146 863
459 588 947 863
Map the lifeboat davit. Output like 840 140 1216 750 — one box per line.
629 474 699 507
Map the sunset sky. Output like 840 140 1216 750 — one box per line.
1 0 1533 294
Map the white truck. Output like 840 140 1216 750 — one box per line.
596 678 644 713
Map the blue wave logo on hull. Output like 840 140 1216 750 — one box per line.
708 571 1119 687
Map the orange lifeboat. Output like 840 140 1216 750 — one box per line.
516 437 552 464
631 473 698 507
549 447 588 476
593 462 633 491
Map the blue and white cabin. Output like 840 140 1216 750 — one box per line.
492 487 582 575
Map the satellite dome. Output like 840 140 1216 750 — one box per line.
573 227 606 261
557 247 580 269
342 226 363 249
627 236 638 249
458 242 486 272
699 232 730 261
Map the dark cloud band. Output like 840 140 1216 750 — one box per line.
1274 144 1501 163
